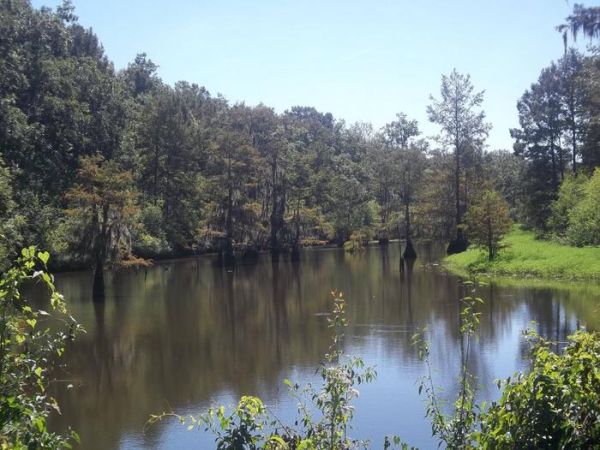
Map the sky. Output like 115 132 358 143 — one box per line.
32 0 600 150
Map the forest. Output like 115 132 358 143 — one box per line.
2 0 600 286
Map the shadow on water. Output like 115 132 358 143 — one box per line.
40 242 600 450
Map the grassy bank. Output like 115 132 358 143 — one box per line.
445 227 600 281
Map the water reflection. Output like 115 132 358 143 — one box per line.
43 243 600 449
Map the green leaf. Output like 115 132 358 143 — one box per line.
38 251 50 265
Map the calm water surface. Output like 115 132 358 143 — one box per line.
44 243 600 449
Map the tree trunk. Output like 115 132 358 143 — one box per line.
270 157 279 255
224 156 235 266
487 217 494 261
447 125 469 255
291 200 301 261
447 134 468 254
570 86 578 174
447 228 468 254
550 134 558 190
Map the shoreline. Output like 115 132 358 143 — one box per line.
444 227 600 283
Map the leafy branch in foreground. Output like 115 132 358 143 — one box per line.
413 279 600 449
0 248 83 449
412 280 484 449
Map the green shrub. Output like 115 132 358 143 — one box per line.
476 330 600 449
0 248 82 448
343 232 368 253
548 173 587 239
566 168 600 246
464 189 512 260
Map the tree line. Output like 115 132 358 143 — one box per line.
2 1 600 283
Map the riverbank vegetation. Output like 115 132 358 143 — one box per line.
3 0 600 286
446 227 600 281
0 0 484 273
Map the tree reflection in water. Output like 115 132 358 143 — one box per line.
34 243 600 450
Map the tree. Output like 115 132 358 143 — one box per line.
197 122 262 264
120 53 160 98
483 149 526 219
559 50 587 173
558 3 600 47
0 157 24 269
133 84 204 250
578 54 600 169
64 155 139 298
414 150 456 241
380 113 426 256
283 118 330 259
565 168 600 246
245 104 288 256
323 123 376 246
464 189 512 260
511 52 591 230
548 173 587 239
427 70 491 253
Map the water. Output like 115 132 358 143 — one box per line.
43 243 599 449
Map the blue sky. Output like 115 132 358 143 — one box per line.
33 0 599 150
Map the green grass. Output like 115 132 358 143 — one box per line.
445 227 600 282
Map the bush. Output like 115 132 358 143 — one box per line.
566 169 600 246
548 168 600 247
548 173 586 239
476 330 600 449
343 232 368 253
0 248 82 448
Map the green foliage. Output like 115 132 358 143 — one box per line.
446 226 600 280
548 172 587 239
483 150 526 219
64 154 141 268
564 168 600 246
0 247 82 448
413 280 600 450
547 168 600 246
464 189 512 260
427 69 491 237
134 203 171 255
2 0 600 269
0 158 24 270
511 49 598 230
0 0 535 267
475 329 600 449
343 232 368 253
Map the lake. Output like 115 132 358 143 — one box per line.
45 243 599 449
